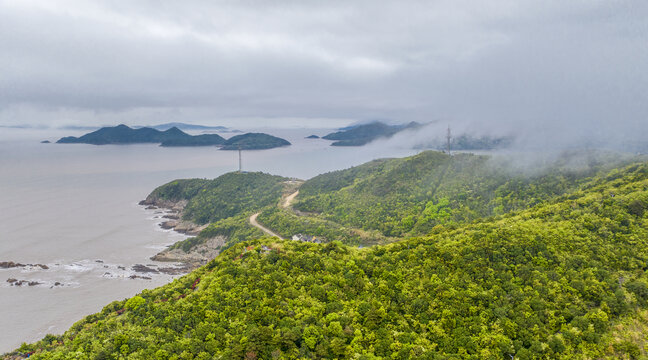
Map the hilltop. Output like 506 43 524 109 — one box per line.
8 155 648 359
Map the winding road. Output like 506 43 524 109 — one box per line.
248 190 299 239
249 213 284 239
283 190 299 208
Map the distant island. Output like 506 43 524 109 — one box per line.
56 124 290 150
305 135 320 139
322 121 422 146
220 133 291 150
138 122 238 132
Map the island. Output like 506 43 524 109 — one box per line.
56 125 290 150
305 135 320 139
220 133 291 150
57 124 191 145
322 121 421 146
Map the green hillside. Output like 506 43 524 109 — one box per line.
144 172 288 225
8 161 648 359
259 151 627 243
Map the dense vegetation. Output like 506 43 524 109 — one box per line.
154 151 634 253
322 121 421 146
9 161 648 359
56 125 290 149
146 172 288 225
292 151 628 238
220 133 291 150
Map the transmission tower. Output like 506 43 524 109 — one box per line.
446 125 452 155
238 145 242 172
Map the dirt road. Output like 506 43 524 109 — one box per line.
249 212 284 239
283 190 299 208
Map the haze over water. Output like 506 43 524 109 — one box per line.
0 127 416 352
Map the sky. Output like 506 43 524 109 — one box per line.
0 0 646 144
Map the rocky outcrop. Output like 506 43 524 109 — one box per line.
6 278 42 286
152 236 226 268
140 196 207 235
128 275 152 280
1 261 49 270
139 198 187 213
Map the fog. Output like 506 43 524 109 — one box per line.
0 1 646 149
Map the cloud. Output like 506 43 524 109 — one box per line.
0 0 646 146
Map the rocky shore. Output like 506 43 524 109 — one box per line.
0 261 49 270
139 196 223 270
138 197 206 235
151 236 226 268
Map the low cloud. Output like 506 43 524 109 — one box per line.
0 0 645 149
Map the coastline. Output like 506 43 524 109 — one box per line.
138 196 223 270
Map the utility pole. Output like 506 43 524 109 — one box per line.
446 125 452 155
238 145 242 173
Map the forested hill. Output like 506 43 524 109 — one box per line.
259 151 630 242
55 124 290 149
9 160 648 359
143 172 289 225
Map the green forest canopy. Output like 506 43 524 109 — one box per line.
8 156 648 359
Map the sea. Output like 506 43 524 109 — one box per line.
0 126 417 352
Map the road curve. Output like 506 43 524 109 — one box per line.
283 190 299 208
249 212 284 239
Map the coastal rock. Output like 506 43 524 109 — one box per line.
1 261 26 269
160 221 178 230
157 265 191 275
129 275 152 280
132 264 159 274
139 198 187 212
172 221 208 235
6 278 42 286
0 261 48 269
151 236 226 270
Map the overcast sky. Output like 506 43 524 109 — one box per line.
0 0 646 141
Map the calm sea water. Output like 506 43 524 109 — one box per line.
0 127 416 352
